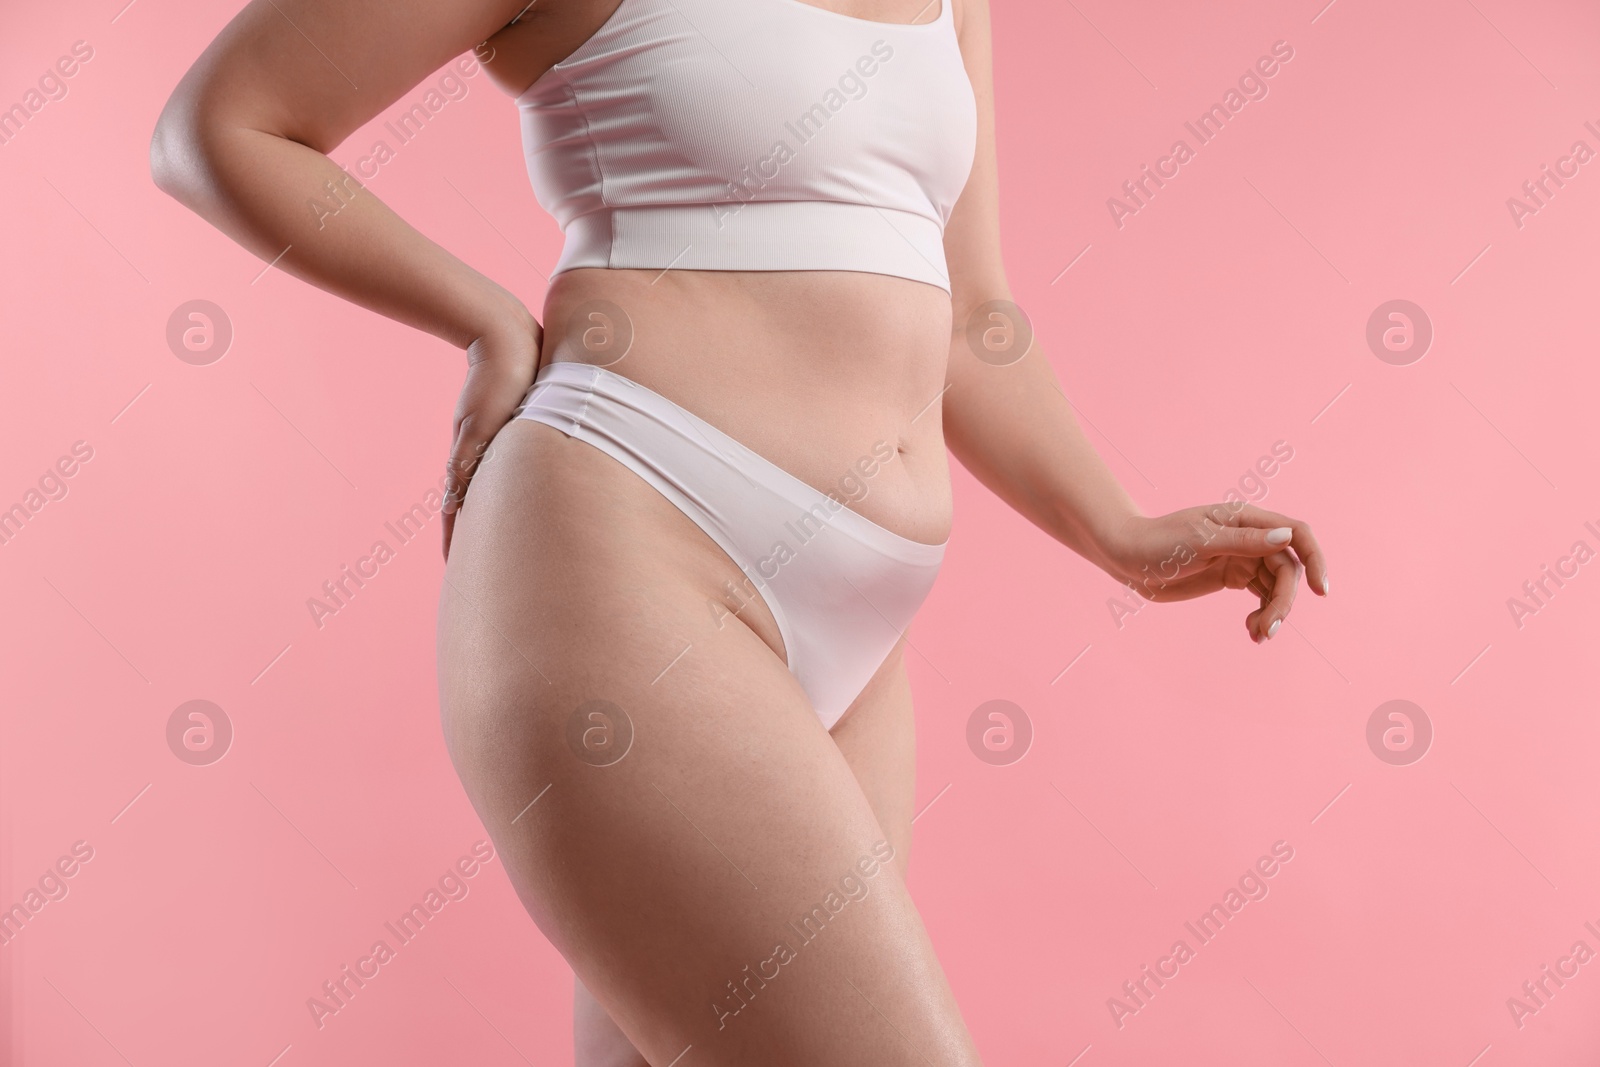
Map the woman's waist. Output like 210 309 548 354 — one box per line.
531 268 955 545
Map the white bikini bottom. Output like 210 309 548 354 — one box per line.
511 360 945 730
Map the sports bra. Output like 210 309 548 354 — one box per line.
515 0 978 292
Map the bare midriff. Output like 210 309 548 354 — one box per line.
535 266 956 548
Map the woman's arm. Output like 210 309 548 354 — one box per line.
941 0 1327 640
149 0 542 552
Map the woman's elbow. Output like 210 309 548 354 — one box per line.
148 88 225 206
149 99 192 198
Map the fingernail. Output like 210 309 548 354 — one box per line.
1266 527 1292 545
1267 619 1281 638
1321 573 1330 595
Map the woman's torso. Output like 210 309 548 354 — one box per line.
481 0 970 547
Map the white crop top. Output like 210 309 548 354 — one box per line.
515 0 977 292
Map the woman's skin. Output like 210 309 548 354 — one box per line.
151 0 1329 1062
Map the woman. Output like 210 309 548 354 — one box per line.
151 0 1328 1062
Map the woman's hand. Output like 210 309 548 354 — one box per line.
1101 503 1329 643
441 311 543 560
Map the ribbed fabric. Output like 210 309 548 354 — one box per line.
516 0 976 292
512 361 946 729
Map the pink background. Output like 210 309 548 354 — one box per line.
4 0 1599 1063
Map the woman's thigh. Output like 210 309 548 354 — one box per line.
572 647 922 1066
438 419 978 1067
829 643 919 873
